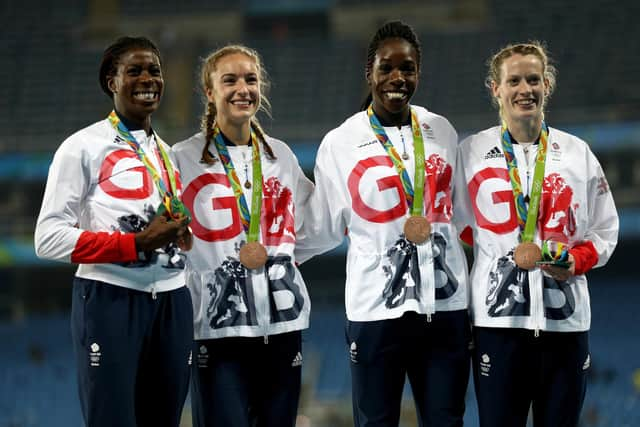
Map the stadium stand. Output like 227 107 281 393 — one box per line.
1 0 638 425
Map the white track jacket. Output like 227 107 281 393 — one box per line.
171 132 313 340
298 106 469 322
35 118 186 293
456 125 618 332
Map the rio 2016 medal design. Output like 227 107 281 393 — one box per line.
514 241 542 270
238 241 269 270
403 215 431 244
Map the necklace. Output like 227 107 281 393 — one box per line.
399 127 410 160
242 148 252 189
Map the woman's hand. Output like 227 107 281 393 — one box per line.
540 253 575 282
176 225 193 251
135 215 191 252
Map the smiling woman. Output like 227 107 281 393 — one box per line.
455 42 619 427
366 38 419 127
107 49 163 130
34 36 194 427
487 43 556 144
169 45 313 427
99 39 164 131
297 21 472 427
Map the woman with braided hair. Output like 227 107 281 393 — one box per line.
35 36 193 426
170 45 313 427
298 20 471 427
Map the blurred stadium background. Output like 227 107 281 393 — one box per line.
1 0 639 425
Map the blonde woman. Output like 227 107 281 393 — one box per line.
171 45 312 427
456 42 618 426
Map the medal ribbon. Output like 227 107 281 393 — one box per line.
501 121 549 243
367 105 425 216
541 240 569 262
212 125 262 241
108 111 189 221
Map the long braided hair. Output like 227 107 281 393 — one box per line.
360 21 422 110
199 45 276 164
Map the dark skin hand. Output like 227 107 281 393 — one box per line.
134 214 191 252
176 224 193 251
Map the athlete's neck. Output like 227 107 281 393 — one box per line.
216 117 251 146
373 103 410 128
115 109 153 136
505 117 542 143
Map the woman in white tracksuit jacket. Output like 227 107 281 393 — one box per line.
298 21 471 427
34 36 193 427
170 45 313 427
456 41 618 427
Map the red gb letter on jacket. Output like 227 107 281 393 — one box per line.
183 173 295 246
348 154 453 224
99 150 154 199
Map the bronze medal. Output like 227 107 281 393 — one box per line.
239 241 268 269
244 181 252 189
404 216 431 244
513 242 542 270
